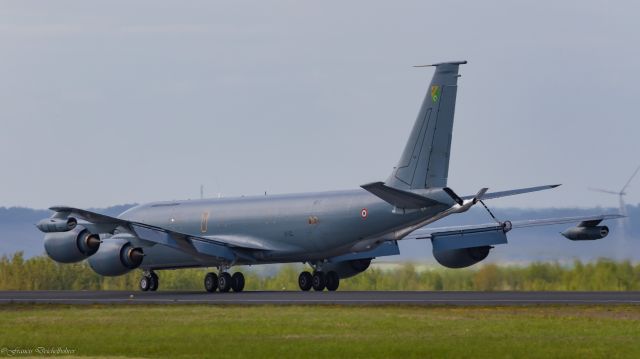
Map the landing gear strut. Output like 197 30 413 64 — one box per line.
139 271 159 292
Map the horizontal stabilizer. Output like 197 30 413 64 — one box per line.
361 182 445 209
460 184 560 201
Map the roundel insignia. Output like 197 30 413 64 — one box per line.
360 208 368 219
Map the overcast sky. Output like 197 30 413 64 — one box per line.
0 0 638 209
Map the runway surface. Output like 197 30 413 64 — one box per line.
1 290 640 305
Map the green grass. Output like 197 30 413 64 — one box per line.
0 305 639 358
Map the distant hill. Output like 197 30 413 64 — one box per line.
1 203 638 263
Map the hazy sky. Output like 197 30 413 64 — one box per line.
1 0 638 209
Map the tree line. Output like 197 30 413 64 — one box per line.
1 252 639 291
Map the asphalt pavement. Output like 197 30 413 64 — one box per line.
1 290 639 305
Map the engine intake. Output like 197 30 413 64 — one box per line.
44 226 100 263
88 237 144 276
433 246 491 269
37 217 77 233
561 226 609 241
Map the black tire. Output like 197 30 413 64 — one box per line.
149 272 159 291
298 271 313 291
231 272 245 292
139 276 150 292
218 272 232 293
204 272 218 293
312 271 326 291
325 271 340 291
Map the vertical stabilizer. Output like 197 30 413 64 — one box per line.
386 61 465 190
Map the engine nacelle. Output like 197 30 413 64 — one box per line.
44 226 100 263
561 226 609 241
433 246 491 269
37 217 77 233
88 237 144 276
323 259 372 279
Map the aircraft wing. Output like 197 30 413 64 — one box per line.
404 213 623 240
48 206 278 262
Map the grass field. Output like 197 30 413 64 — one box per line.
1 305 639 358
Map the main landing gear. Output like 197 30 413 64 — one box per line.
139 271 159 292
298 270 340 292
204 271 245 293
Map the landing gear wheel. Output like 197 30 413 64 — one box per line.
218 272 232 293
231 272 245 292
312 271 326 291
298 271 313 291
139 275 150 292
325 271 340 291
149 272 159 291
204 272 218 293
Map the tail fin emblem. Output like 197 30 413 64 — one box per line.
431 85 441 103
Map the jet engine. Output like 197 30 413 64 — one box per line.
88 236 144 276
432 246 491 269
44 226 100 263
323 259 372 278
561 226 609 241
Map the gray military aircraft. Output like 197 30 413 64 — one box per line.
36 61 620 292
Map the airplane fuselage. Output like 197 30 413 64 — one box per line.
35 62 618 294
119 189 448 269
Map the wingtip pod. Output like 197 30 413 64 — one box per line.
561 225 609 241
36 217 77 233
